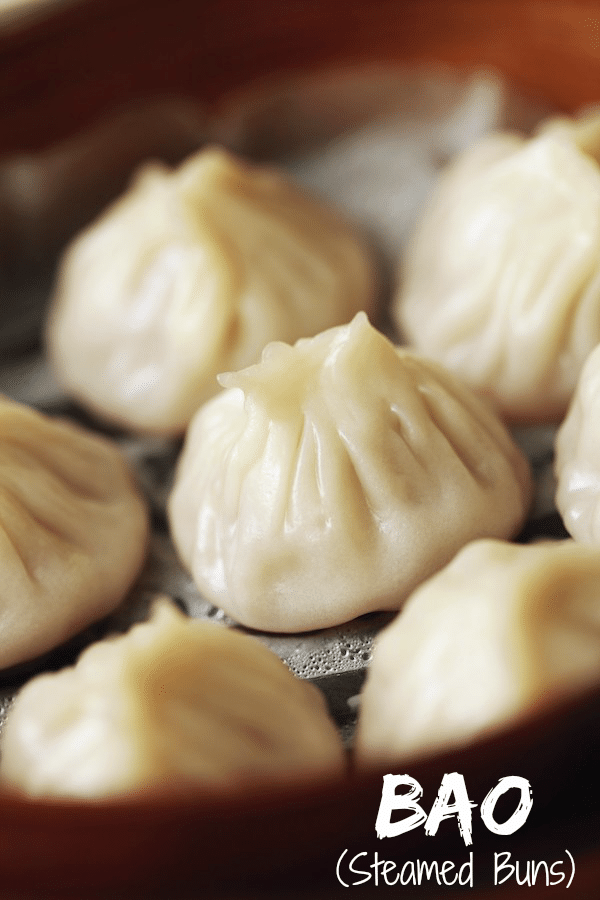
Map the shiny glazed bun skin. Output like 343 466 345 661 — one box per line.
0 598 346 799
555 341 600 542
355 538 600 766
168 313 532 633
0 395 149 670
46 145 378 435
394 111 600 424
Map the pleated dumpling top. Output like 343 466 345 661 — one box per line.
46 146 378 435
169 313 531 632
355 538 600 765
0 396 149 669
0 599 346 798
395 110 600 424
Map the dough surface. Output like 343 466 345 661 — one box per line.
0 598 346 798
46 145 378 434
555 342 600 542
0 396 149 669
355 538 600 765
394 111 600 423
168 313 532 632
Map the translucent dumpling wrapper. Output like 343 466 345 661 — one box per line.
168 313 532 633
45 145 378 435
0 396 149 669
555 342 600 542
394 110 600 424
0 598 346 799
355 538 600 766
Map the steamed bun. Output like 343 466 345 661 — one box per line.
355 538 600 765
0 396 149 669
394 110 600 423
46 145 378 435
555 342 600 542
0 598 346 798
168 313 531 633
